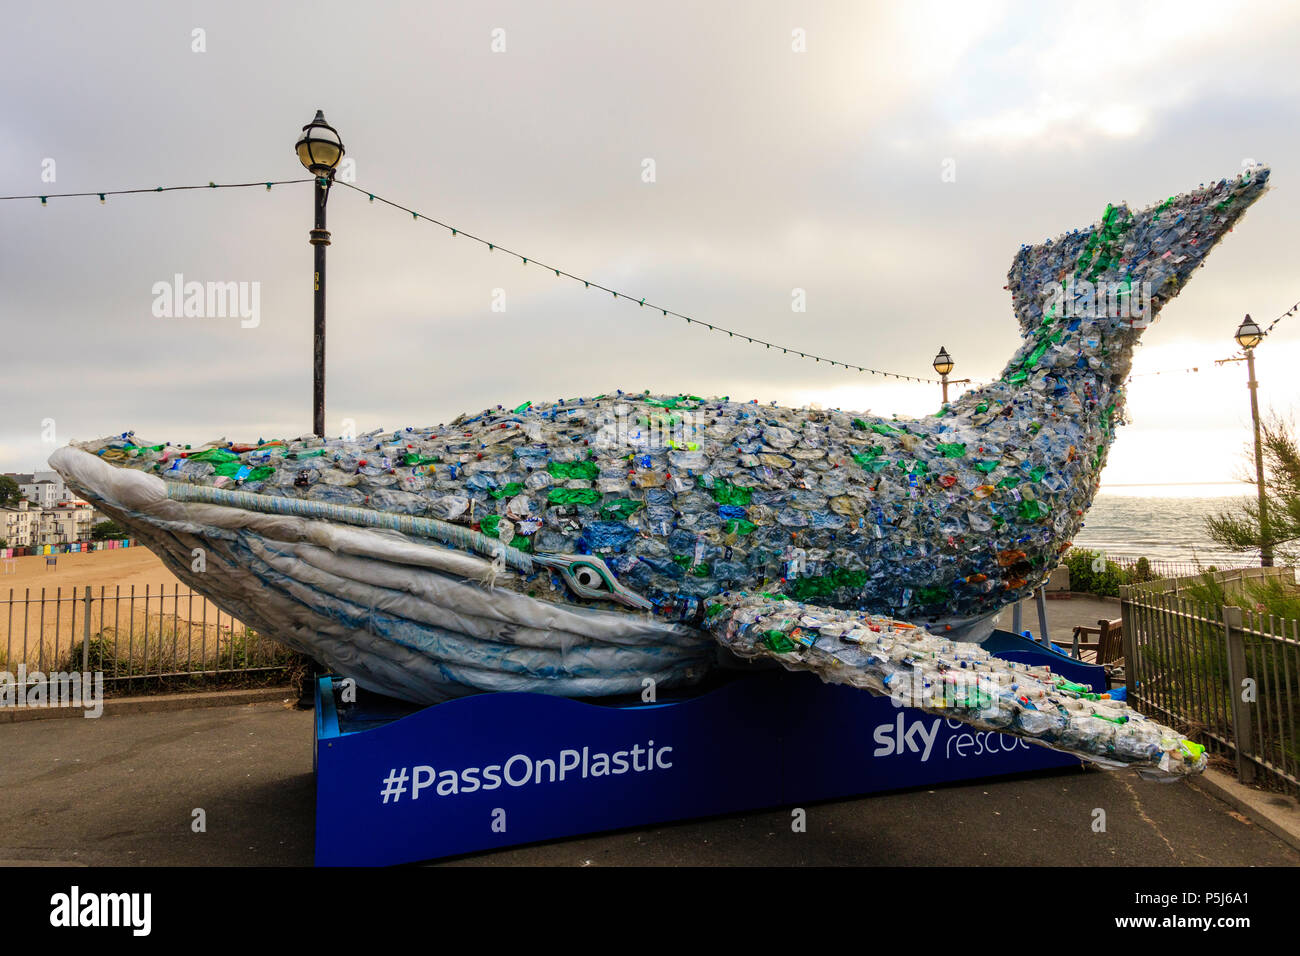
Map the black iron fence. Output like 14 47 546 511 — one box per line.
1122 567 1299 795
1 584 295 693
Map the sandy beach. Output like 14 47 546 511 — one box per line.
1 545 189 596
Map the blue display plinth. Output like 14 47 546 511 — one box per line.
314 631 1102 865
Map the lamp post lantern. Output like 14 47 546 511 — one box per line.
1234 314 1273 567
932 346 969 404
295 110 345 438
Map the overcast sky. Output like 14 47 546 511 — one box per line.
2 0 1297 491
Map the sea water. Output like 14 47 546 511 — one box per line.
1075 488 1254 564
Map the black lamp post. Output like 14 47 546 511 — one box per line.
933 346 968 404
1234 314 1273 567
295 110 345 438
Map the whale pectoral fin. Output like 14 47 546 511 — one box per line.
701 592 1207 778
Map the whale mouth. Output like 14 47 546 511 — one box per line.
48 447 712 705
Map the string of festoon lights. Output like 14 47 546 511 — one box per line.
337 180 993 386
4 175 985 384
1126 298 1299 381
1128 365 1209 380
0 178 315 203
47 174 1285 391
1259 298 1300 337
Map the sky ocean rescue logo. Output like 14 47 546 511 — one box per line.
873 715 1034 763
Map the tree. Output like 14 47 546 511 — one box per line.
0 475 18 507
1205 413 1300 566
90 520 127 541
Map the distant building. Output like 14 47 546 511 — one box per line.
1 499 38 548
4 470 78 509
40 500 99 545
2 470 106 547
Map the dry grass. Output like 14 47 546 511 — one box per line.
1 611 294 678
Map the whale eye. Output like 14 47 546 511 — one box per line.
566 561 614 595
572 564 604 589
555 559 623 602
534 553 653 611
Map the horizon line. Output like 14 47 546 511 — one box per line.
1101 480 1254 487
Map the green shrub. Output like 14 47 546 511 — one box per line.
1178 573 1300 621
90 520 127 541
1063 549 1175 596
1064 548 1126 596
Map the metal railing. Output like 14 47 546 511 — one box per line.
1121 566 1299 795
1104 554 1259 582
1 584 295 692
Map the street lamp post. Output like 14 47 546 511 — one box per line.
1234 314 1273 567
295 110 345 438
932 346 970 404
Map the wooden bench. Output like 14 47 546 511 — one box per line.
1069 618 1126 686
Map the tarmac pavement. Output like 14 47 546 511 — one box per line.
2 701 1297 867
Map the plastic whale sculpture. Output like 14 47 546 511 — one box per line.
51 166 1271 779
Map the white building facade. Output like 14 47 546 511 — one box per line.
6 471 77 509
2 471 106 548
1 499 38 548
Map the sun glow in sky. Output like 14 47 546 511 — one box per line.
1 0 1297 488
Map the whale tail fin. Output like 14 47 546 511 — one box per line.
703 592 1207 779
1006 166 1270 338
